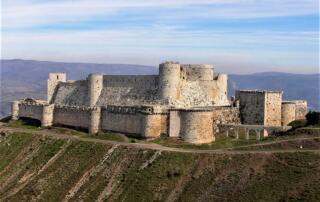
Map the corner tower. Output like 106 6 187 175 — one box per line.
47 73 66 103
158 62 181 101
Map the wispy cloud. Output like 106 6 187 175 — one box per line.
2 0 318 28
1 0 319 73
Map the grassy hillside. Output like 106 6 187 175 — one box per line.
0 132 319 202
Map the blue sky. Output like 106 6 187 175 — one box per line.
1 0 319 73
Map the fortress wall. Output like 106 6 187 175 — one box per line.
294 100 308 120
97 75 159 106
281 102 296 126
52 80 88 106
237 91 265 125
101 107 142 135
53 107 90 128
212 74 228 105
169 111 181 137
198 74 229 106
264 92 282 126
141 114 168 138
180 110 214 144
212 107 241 134
18 104 43 121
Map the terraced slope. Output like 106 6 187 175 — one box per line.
0 132 319 202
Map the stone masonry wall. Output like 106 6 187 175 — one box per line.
294 101 308 120
169 111 181 137
281 102 296 126
97 75 159 106
53 81 88 106
141 114 168 138
53 106 90 129
101 110 142 135
264 92 282 127
237 91 265 125
180 110 214 144
18 104 43 121
212 107 241 134
49 62 229 108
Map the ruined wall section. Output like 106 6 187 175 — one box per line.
96 75 159 106
170 64 229 108
210 74 229 106
281 100 308 126
52 80 88 106
281 102 296 126
264 92 282 127
294 100 308 119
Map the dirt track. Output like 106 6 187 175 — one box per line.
1 125 319 154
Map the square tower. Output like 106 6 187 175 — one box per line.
236 90 282 126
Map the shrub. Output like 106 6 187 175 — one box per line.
306 111 320 126
288 119 307 129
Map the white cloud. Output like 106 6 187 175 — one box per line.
2 26 318 73
2 0 318 28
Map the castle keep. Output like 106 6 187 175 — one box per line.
11 62 308 144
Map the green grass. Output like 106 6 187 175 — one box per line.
87 132 129 142
7 120 40 130
0 132 319 201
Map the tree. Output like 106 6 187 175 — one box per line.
305 111 320 126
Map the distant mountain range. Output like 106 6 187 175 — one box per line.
1 59 319 117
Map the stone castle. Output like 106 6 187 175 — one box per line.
11 62 308 144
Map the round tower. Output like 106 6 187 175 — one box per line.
140 114 162 139
158 62 181 101
89 107 101 134
88 74 103 107
11 101 20 120
41 104 54 127
180 109 214 144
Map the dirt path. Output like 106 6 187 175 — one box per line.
1 125 319 155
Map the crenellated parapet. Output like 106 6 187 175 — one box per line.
55 104 99 111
